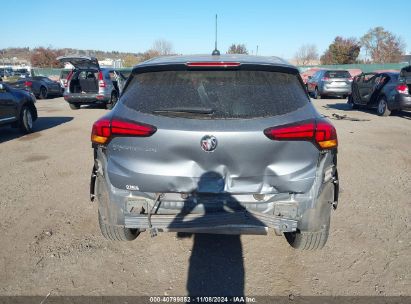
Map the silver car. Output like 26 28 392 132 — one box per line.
307 69 352 99
57 56 125 110
90 55 339 250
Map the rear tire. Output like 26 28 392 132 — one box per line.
38 86 48 99
106 91 118 110
284 226 329 250
98 211 140 241
19 105 34 134
377 96 391 116
348 95 359 109
69 103 80 110
313 87 321 99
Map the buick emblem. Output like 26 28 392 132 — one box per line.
201 135 218 152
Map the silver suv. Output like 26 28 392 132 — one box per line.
90 55 339 250
57 56 125 110
307 69 352 99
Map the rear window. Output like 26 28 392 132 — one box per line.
324 71 350 78
400 66 411 78
122 70 309 119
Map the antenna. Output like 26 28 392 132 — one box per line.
212 14 220 56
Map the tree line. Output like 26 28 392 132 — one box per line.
3 26 406 68
294 26 406 66
1 39 176 68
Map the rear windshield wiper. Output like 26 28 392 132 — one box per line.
152 107 215 115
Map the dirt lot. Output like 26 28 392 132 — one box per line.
0 97 410 297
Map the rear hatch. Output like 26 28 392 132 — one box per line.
105 64 322 195
323 70 351 88
57 56 100 70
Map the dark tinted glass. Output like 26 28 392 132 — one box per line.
122 70 309 119
324 71 350 78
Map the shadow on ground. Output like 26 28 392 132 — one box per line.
0 116 73 144
323 102 411 120
322 102 354 111
170 172 267 297
392 110 411 120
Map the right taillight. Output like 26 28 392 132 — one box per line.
98 71 106 88
91 118 157 145
396 84 409 94
264 119 338 150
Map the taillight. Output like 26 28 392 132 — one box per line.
24 81 32 87
264 119 337 150
321 77 330 82
348 77 353 82
98 71 106 88
91 118 157 145
396 84 409 94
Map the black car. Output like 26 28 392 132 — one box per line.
0 82 37 133
349 70 411 116
10 76 62 99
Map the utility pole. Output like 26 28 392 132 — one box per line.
256 45 259 56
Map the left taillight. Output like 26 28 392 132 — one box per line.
24 81 32 87
264 119 338 150
91 118 157 145
396 84 409 94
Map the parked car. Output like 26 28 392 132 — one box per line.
307 69 352 99
89 55 339 250
0 69 12 78
59 69 72 91
1 67 13 77
57 56 126 110
300 68 324 86
13 68 31 78
10 76 62 99
0 82 37 133
348 69 411 116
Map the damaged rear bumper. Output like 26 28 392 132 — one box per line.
91 147 338 235
124 210 298 233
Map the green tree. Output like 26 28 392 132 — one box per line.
227 43 248 54
320 37 361 64
361 27 405 63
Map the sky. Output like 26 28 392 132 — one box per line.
2 0 411 59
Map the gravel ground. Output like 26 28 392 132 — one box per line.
0 97 410 297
